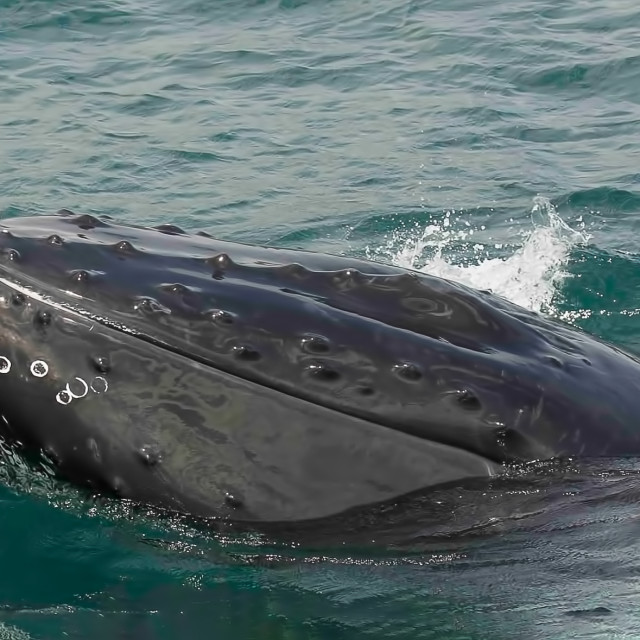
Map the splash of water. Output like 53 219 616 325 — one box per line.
370 197 588 314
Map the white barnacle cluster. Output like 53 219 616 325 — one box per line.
0 357 48 377
56 376 109 405
0 355 109 405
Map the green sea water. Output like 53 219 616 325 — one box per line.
1 0 640 637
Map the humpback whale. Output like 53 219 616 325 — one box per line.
0 209 637 524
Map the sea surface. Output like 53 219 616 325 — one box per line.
1 0 640 637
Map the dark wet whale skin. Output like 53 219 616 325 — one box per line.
0 209 637 523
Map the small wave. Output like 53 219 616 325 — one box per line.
555 186 640 214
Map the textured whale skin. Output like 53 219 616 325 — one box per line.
0 209 637 522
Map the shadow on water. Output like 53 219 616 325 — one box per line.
1 437 640 639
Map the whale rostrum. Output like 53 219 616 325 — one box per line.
0 209 636 523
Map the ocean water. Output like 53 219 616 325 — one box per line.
1 0 640 637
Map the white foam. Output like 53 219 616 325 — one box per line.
367 197 589 314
